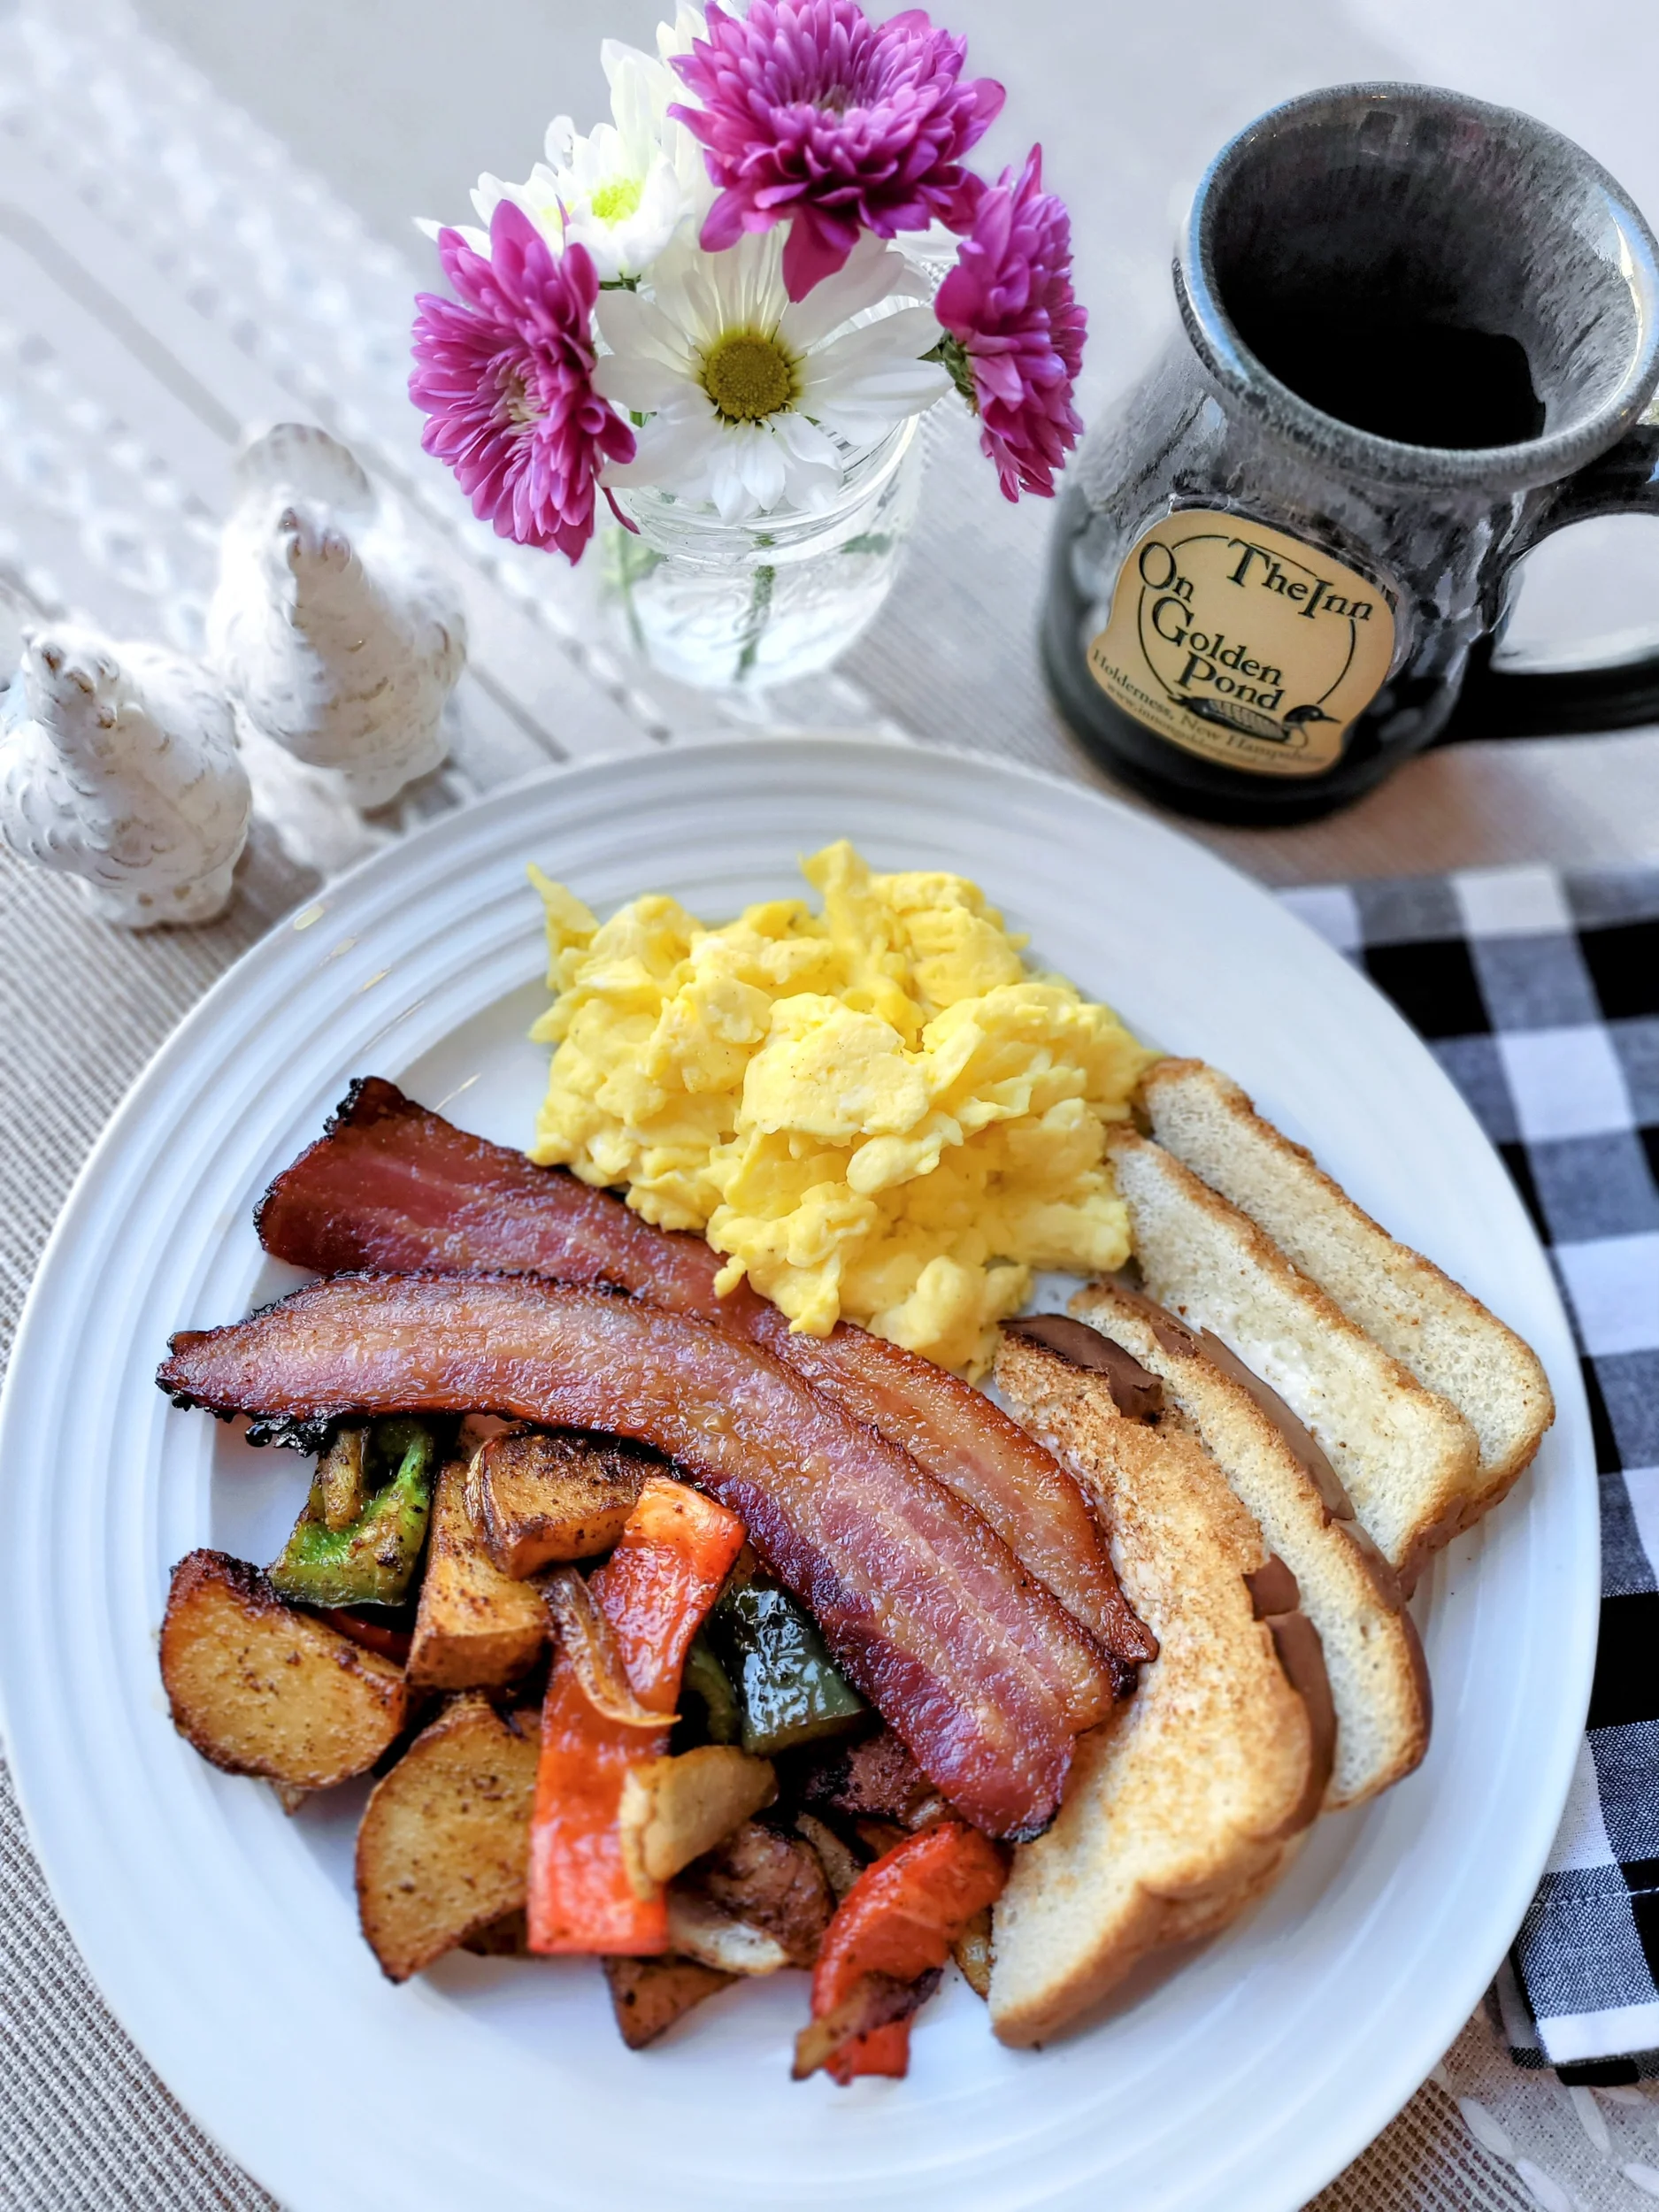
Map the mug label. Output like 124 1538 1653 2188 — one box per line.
1086 512 1397 778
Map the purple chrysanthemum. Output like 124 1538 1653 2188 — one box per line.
934 146 1085 501
671 0 1003 302
410 200 635 562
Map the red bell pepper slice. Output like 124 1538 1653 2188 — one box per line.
800 1820 1008 2082
527 1473 745 1955
315 1609 413 1666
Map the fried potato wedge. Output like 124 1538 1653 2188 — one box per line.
618 1747 778 1898
466 1426 649 1578
356 1694 541 1982
160 1549 406 1788
602 1955 737 2049
407 1458 547 1691
461 1907 531 1957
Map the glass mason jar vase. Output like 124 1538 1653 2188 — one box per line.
597 418 925 691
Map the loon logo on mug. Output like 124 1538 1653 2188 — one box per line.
1087 512 1397 778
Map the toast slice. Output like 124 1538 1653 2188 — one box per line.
1071 1280 1430 1809
987 1317 1333 2047
1107 1127 1479 1591
1141 1060 1553 1517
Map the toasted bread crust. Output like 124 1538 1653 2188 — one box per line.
160 1548 407 1787
1071 1281 1431 1809
1141 1059 1554 1516
1107 1127 1479 1591
987 1331 1324 2047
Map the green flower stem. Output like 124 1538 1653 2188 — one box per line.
609 526 664 657
735 534 777 682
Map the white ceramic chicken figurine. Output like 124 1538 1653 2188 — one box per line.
0 625 250 927
207 425 466 827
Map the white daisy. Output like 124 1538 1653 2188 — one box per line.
654 4 708 69
532 23 715 282
413 211 491 258
416 13 710 281
593 230 951 524
624 4 714 211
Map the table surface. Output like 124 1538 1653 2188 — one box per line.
4 0 1659 2205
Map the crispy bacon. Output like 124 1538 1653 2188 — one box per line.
256 1078 736 1320
157 1274 1119 1839
763 1325 1155 1666
256 1080 1150 1665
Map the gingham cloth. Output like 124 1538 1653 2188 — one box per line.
1277 862 1659 2082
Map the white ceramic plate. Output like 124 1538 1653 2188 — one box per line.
0 738 1594 2212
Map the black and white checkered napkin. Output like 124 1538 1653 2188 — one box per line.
1277 863 1659 2082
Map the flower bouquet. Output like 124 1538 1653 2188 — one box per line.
411 0 1086 688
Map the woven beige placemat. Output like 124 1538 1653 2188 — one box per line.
0 837 302 2211
0 833 1609 2212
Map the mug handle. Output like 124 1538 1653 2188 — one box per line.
1436 419 1659 741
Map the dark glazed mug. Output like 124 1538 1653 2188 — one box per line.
1041 84 1659 825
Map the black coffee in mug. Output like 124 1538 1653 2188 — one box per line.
1231 298 1546 452
1042 85 1659 825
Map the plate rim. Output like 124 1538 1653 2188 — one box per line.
0 734 1597 2211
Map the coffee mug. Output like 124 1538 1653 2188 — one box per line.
1041 83 1659 825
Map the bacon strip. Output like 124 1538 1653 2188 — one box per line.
157 1274 1119 1839
256 1080 1151 1666
255 1078 734 1320
762 1325 1155 1667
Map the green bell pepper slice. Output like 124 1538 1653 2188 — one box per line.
711 1577 866 1756
680 1632 743 1748
269 1418 436 1609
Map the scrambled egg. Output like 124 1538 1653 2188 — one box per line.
528 841 1157 1376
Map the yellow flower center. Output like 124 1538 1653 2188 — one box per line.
500 368 537 428
701 330 798 423
591 175 643 225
